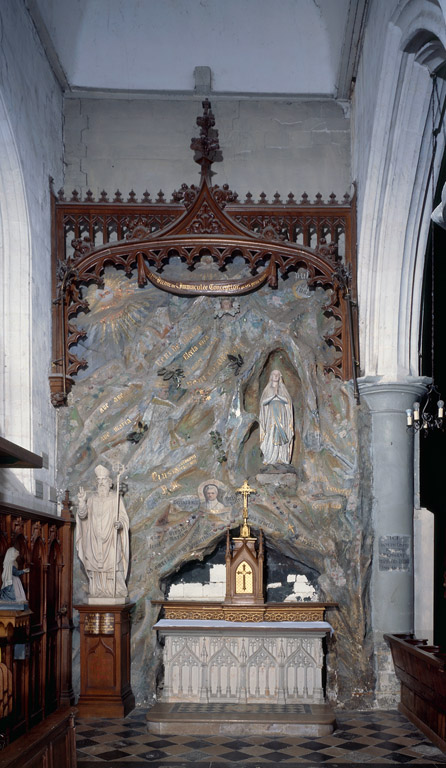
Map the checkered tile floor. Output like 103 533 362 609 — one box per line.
76 708 446 767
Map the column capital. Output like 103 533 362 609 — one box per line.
358 376 430 413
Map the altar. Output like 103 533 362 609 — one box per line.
148 483 337 735
154 616 331 703
149 611 335 735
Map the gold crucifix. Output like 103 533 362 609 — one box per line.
236 480 256 538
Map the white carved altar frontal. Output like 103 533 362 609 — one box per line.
155 620 332 704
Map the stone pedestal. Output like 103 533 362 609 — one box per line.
75 603 135 717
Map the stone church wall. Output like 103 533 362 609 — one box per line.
0 0 63 507
63 97 350 201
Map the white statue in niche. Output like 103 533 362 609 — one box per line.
259 370 294 465
0 548 29 604
76 464 129 603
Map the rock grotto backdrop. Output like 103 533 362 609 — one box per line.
57 256 373 707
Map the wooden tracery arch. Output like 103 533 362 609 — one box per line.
50 100 358 406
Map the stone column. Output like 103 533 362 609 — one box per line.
359 376 428 704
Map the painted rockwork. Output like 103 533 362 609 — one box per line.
58 259 373 706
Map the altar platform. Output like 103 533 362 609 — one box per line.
146 700 336 736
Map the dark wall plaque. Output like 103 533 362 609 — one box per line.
378 535 411 572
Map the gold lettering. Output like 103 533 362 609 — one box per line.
183 345 198 360
150 455 197 488
147 268 268 295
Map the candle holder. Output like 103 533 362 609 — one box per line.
406 382 444 435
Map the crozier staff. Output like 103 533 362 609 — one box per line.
76 465 129 599
259 369 294 465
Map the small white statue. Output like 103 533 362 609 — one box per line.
259 369 294 465
76 465 129 602
0 547 29 603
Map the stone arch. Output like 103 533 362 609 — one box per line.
355 0 446 379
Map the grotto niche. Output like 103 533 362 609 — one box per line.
57 258 373 706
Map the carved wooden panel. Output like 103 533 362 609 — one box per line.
0 498 74 745
0 707 76 768
385 633 446 752
50 100 358 406
75 604 134 718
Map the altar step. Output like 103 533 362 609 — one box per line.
146 701 336 736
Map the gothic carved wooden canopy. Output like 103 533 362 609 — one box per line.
50 100 357 407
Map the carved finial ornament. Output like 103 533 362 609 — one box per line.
190 99 223 179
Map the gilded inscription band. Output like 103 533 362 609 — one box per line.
144 264 272 295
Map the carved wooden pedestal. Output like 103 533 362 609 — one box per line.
75 603 135 718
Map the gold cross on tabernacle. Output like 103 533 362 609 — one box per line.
236 480 256 511
236 480 256 537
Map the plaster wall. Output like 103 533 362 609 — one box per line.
0 0 63 506
63 97 351 202
35 0 349 94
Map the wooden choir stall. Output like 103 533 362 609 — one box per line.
0 438 76 768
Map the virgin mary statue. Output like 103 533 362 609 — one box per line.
259 370 294 465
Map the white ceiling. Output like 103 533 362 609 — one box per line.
28 0 357 96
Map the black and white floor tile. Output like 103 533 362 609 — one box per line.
76 708 446 767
